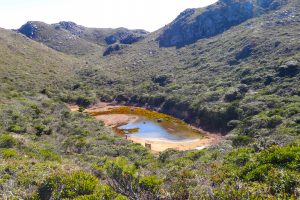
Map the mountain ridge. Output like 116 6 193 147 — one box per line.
157 0 290 47
17 21 149 55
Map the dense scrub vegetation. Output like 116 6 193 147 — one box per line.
0 0 299 199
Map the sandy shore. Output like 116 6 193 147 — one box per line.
67 102 222 153
67 103 137 127
127 133 220 153
95 114 139 127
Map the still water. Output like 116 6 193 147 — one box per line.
118 116 202 141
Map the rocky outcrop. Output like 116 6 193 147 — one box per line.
18 22 39 38
17 21 149 54
277 60 300 77
54 21 84 36
105 29 148 45
103 44 128 56
157 0 288 47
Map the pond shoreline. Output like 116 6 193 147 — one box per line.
67 102 222 153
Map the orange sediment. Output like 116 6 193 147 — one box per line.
67 102 222 153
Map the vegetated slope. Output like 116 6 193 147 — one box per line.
18 21 148 55
75 0 300 134
0 0 300 199
0 28 79 95
0 28 152 199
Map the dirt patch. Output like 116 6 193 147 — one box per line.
127 134 221 154
95 114 139 127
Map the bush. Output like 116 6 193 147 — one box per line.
0 135 17 148
38 171 98 199
8 124 25 133
232 135 254 147
39 149 61 162
76 96 92 107
244 164 273 181
34 124 52 135
99 157 162 199
139 175 162 193
1 148 17 159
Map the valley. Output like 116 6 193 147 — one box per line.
0 0 299 199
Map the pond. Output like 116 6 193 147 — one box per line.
82 104 220 152
118 116 202 141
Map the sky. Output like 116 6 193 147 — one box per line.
0 0 217 32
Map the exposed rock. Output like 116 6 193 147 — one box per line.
157 0 288 47
120 34 144 44
103 44 129 56
277 60 299 77
227 120 241 128
18 22 39 38
54 21 84 36
105 30 147 45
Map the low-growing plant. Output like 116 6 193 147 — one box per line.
0 135 17 148
38 171 99 199
1 148 17 159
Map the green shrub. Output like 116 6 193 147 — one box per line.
0 135 17 148
8 124 25 133
232 135 254 147
267 169 299 195
39 149 61 162
1 148 17 159
34 124 51 135
76 96 92 107
38 171 98 199
139 175 162 193
60 171 98 198
100 157 162 199
244 164 273 181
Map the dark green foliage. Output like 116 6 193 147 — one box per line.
232 135 254 147
38 171 98 199
213 145 300 198
0 135 17 148
1 148 17 159
98 157 162 200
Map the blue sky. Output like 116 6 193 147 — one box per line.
0 0 217 31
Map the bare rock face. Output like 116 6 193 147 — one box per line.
103 44 128 56
157 0 288 48
18 22 39 38
105 29 148 45
54 21 84 36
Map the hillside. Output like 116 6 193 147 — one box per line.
158 0 290 47
17 21 148 55
0 0 300 199
75 0 300 133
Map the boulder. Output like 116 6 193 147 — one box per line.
277 60 299 77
